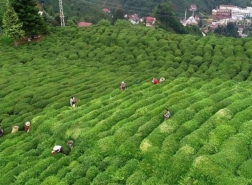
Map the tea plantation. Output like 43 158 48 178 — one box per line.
1 23 252 185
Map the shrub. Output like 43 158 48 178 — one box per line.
208 125 236 147
25 178 41 185
173 56 181 63
96 136 116 156
244 41 252 50
117 135 142 159
86 166 99 180
73 178 91 185
41 176 61 185
113 127 132 144
245 49 252 58
174 49 182 56
126 170 147 184
61 164 88 184
211 134 249 171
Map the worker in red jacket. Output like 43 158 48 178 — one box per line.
152 78 159 84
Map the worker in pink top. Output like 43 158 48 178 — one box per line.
152 78 159 84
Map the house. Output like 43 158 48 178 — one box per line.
212 9 217 16
195 15 200 21
180 15 198 26
210 22 218 30
189 4 197 11
127 14 140 24
232 7 250 20
219 5 238 10
187 16 198 25
213 5 252 21
238 27 248 37
102 8 110 13
203 28 209 34
145 16 156 27
212 9 231 18
78 22 92 27
180 19 187 26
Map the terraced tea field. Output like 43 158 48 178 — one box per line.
1 24 252 184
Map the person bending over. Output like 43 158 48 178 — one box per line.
152 78 159 84
25 121 31 133
164 109 170 120
51 145 64 155
70 96 76 107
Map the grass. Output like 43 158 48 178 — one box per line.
0 25 252 184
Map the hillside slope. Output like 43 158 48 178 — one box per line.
1 25 252 184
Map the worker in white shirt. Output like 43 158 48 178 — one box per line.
51 145 64 155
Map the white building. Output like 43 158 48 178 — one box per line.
232 7 250 20
220 5 238 10
217 5 252 21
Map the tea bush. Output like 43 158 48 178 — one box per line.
1 24 252 184
238 159 252 179
126 170 148 184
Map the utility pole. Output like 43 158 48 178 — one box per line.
59 0 65 26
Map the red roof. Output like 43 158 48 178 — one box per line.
78 22 92 27
146 16 156 23
146 16 155 21
102 8 110 13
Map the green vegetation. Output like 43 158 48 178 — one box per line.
154 2 187 34
11 0 48 37
1 24 252 184
2 1 25 46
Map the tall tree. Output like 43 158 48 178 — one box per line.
10 0 48 37
154 2 187 34
2 0 25 46
112 8 125 25
0 2 7 28
214 22 239 38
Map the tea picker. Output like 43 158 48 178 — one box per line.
67 140 74 150
70 96 76 107
120 81 126 90
0 127 3 137
70 96 80 108
51 145 64 155
25 121 31 133
164 109 171 120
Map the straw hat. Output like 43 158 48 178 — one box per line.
160 77 165 82
25 121 30 126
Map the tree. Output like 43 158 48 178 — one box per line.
0 2 7 28
10 0 48 37
214 22 239 38
112 8 125 25
2 1 25 46
154 2 187 34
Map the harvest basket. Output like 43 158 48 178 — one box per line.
11 126 19 133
